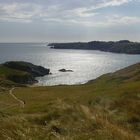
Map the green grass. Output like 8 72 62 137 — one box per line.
0 65 28 77
0 65 29 90
0 63 140 139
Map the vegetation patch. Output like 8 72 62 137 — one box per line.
0 62 140 139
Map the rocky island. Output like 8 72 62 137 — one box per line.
0 61 50 86
49 40 140 54
59 68 73 72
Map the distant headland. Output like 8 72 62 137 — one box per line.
48 40 140 54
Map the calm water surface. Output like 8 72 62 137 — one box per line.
0 43 140 86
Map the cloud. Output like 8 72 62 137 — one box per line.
0 2 42 22
0 0 139 27
96 0 132 8
106 15 140 26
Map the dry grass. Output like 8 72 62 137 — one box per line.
0 63 140 139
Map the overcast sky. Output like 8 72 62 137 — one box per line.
0 0 140 42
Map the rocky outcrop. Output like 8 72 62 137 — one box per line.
7 74 37 84
59 69 73 72
4 61 50 77
2 61 50 84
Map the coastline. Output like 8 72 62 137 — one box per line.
49 40 140 54
0 62 140 139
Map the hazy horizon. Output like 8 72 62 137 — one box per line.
0 0 140 42
0 39 140 44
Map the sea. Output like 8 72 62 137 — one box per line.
0 43 140 86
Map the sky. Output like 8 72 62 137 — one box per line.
0 0 140 42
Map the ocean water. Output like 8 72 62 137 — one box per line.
0 43 140 86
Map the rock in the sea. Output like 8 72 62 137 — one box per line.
59 69 73 72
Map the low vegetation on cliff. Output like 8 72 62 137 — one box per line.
0 62 140 140
0 61 50 88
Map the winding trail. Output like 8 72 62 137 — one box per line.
9 88 25 108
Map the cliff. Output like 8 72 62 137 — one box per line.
0 61 50 86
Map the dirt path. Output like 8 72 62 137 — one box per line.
9 88 25 108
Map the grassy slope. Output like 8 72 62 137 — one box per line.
0 65 28 89
0 65 29 77
0 63 140 140
0 61 50 88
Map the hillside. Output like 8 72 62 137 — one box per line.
0 62 140 140
49 40 140 54
0 61 50 89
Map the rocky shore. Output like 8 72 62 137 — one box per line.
49 40 140 54
0 61 50 85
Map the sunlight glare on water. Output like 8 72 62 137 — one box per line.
0 43 140 86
